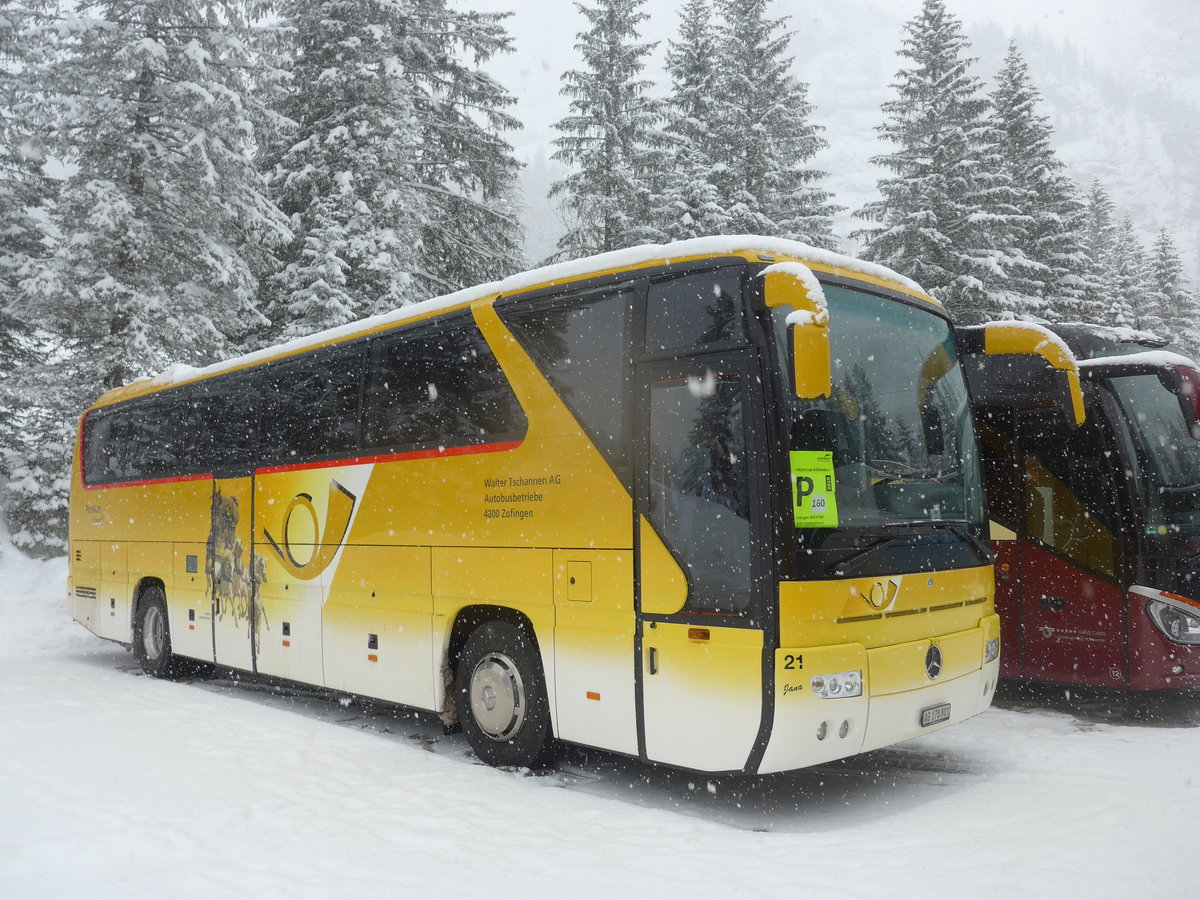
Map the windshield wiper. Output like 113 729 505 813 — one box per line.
908 519 994 561
831 534 905 577
868 461 962 483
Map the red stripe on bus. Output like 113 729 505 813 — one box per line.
254 440 524 476
83 440 524 489
84 472 214 492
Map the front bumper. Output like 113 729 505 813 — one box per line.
756 614 1000 773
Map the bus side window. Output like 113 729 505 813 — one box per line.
363 318 526 453
200 378 258 475
1020 411 1119 576
124 400 178 482
647 370 752 613
645 267 746 354
258 346 363 465
138 395 204 479
501 289 634 489
83 408 131 485
976 407 1022 535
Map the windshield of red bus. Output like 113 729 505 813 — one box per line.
771 285 985 578
1108 373 1200 531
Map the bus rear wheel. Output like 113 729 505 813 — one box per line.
133 586 178 678
455 621 551 768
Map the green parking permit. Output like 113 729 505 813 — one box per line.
790 450 838 528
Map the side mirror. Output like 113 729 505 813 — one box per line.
762 264 831 399
1157 365 1200 439
956 323 1085 426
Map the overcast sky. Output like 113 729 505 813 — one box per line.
465 0 1200 157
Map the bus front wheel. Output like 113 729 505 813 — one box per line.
133 585 177 678
455 621 551 768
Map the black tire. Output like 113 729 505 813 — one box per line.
133 585 178 678
455 621 552 768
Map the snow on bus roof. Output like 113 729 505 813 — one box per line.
129 235 926 395
1059 322 1167 345
1079 349 1200 370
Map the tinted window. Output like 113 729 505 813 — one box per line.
137 398 195 479
258 345 364 464
363 317 526 452
501 289 633 484
198 377 258 473
82 407 133 485
647 369 752 613
976 406 1022 533
645 268 745 353
1019 407 1120 576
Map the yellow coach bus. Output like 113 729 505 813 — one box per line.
69 237 1002 773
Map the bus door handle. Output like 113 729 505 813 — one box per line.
1040 595 1068 612
648 646 659 675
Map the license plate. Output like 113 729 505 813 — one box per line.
920 703 952 727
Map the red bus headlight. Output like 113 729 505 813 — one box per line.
1147 599 1200 645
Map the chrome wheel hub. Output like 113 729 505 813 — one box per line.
469 652 525 741
144 606 166 661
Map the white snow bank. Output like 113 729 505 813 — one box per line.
3 549 1200 897
0 543 86 659
131 236 925 395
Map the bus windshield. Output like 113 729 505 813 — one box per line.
1108 373 1200 531
772 285 985 577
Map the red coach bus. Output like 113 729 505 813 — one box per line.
960 321 1200 692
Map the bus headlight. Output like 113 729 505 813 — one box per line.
810 670 863 699
984 638 1000 663
1147 600 1200 645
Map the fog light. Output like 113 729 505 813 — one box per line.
839 719 850 739
811 669 863 699
1172 664 1185 675
984 638 1000 663
816 721 828 741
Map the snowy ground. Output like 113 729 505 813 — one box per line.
3 543 1198 899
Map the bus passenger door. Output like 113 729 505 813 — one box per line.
634 354 767 773
1015 410 1127 687
208 475 258 671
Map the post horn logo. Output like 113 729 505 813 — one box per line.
861 576 903 611
263 480 357 580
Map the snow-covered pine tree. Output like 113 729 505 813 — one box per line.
1149 228 1200 352
260 0 429 340
650 0 726 240
21 0 290 388
403 0 525 294
990 42 1090 321
0 2 54 492
1079 180 1118 324
709 0 838 246
1108 217 1148 330
262 0 524 340
855 0 1018 323
7 1 290 555
550 0 663 259
0 2 53 321
662 0 716 158
1 363 74 557
0 310 38 493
